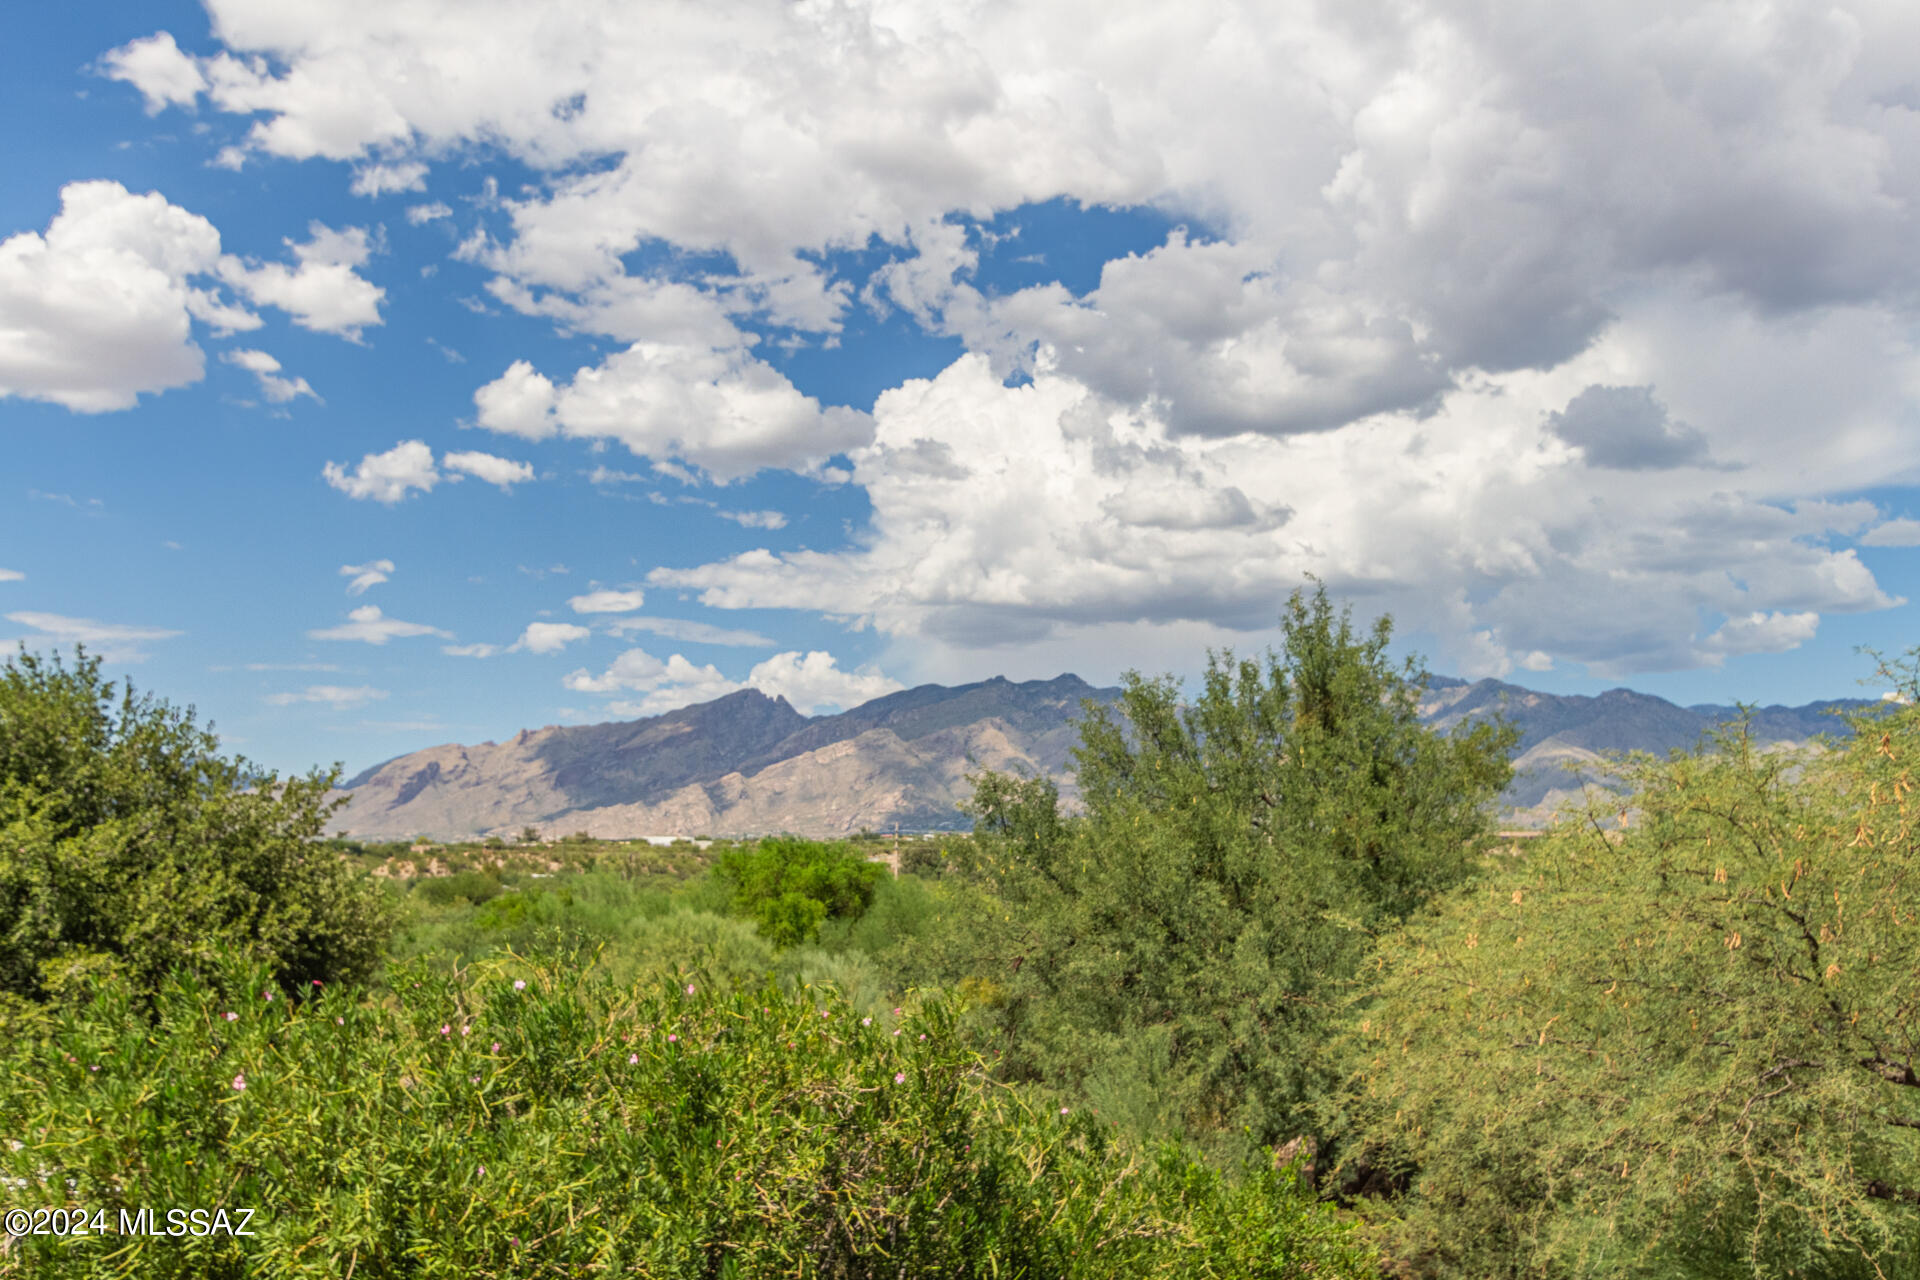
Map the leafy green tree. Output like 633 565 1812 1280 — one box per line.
1335 675 1920 1278
715 836 890 948
960 583 1517 1152
0 647 394 1006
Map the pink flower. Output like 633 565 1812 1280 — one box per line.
629 1054 639 1064
440 1025 450 1036
862 1017 872 1026
820 1010 830 1019
262 990 275 1001
231 1074 246 1091
336 1017 344 1025
685 983 695 995
919 1033 927 1041
668 1034 678 1043
1059 1107 1070 1115
894 1072 906 1084
892 1029 901 1037
311 980 323 988
461 1025 471 1036
491 1042 500 1053
892 1008 901 1016
223 1012 238 1022
513 980 526 991
478 1165 486 1177
470 1075 479 1084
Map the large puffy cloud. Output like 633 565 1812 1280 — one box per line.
104 3 1920 429
649 349 1902 680
0 181 381 411
99 3 1920 680
0 182 225 411
472 343 872 482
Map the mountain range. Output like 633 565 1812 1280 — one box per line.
326 673 1878 841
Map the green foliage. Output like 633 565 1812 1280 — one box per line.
0 647 394 1006
956 584 1517 1152
715 836 890 948
412 869 501 907
0 954 1377 1279
1336 690 1920 1278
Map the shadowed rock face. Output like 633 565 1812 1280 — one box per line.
328 672 1876 841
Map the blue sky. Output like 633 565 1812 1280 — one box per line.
5 1 1919 779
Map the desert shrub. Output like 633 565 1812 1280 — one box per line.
0 954 1378 1280
0 647 393 1008
413 869 500 907
1334 686 1920 1278
715 837 890 947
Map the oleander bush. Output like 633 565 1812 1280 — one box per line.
0 952 1376 1279
0 647 393 1009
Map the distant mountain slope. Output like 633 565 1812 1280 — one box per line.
328 674 1121 841
1419 676 1873 822
328 671 1880 841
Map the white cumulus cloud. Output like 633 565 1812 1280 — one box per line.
512 622 590 654
472 343 871 482
0 182 385 413
322 440 437 504
561 644 896 716
745 651 903 714
218 222 384 339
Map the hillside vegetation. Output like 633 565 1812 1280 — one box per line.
2 592 1915 1278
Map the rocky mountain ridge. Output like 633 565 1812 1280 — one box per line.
327 672 1879 840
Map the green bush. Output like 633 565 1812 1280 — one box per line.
0 954 1378 1279
715 837 890 947
0 647 393 1007
1335 691 1920 1278
412 870 501 907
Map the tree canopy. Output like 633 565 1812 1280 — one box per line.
0 647 394 1008
956 583 1518 1152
